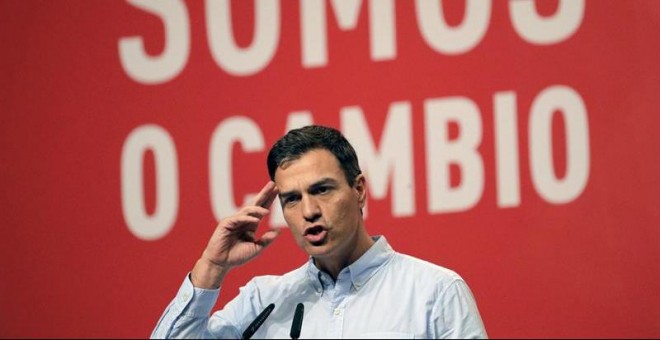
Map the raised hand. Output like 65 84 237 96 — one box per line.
191 181 281 289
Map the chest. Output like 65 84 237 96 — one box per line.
258 276 435 338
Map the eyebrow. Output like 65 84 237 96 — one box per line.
308 177 338 193
278 177 339 199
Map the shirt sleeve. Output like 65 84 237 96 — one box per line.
149 274 223 339
432 279 488 339
150 274 263 339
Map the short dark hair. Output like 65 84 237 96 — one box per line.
267 125 362 186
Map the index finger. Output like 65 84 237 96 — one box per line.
251 181 279 208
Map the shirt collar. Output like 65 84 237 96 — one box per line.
305 235 395 292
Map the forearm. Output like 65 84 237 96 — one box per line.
191 256 231 289
151 274 221 339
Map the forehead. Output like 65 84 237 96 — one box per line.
274 149 345 189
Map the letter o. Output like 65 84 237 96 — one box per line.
120 124 179 240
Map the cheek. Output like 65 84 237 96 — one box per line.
283 210 309 250
326 196 357 222
282 207 303 235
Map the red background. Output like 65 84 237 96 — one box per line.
1 0 659 338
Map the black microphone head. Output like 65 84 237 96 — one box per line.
242 303 275 339
290 303 304 339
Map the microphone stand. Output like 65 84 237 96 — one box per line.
242 303 275 339
290 303 304 339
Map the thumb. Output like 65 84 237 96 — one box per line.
256 229 282 248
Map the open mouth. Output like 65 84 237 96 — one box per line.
303 225 327 245
304 225 324 236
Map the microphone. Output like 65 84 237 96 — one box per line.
290 303 304 339
242 303 275 339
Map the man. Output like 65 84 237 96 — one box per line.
151 125 487 338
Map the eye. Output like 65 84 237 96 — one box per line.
313 185 331 195
282 194 300 206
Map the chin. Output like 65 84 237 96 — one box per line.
303 242 333 257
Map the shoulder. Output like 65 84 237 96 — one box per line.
388 252 465 293
392 252 462 279
375 236 463 285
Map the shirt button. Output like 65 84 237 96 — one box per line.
334 308 341 316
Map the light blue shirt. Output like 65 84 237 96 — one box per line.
151 236 487 339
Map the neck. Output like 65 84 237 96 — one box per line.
313 228 375 281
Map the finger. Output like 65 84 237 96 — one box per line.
260 185 278 209
221 215 261 231
240 206 271 219
256 229 281 248
224 206 270 228
251 181 279 208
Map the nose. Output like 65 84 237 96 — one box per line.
301 194 321 223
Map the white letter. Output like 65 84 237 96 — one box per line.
206 0 280 76
415 0 491 55
301 0 396 67
510 0 585 45
300 0 328 67
425 97 484 213
209 117 265 220
342 103 415 217
494 91 521 208
121 124 179 240
118 0 190 85
368 0 396 61
285 111 314 132
529 85 590 204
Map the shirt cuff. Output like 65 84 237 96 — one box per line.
174 273 221 317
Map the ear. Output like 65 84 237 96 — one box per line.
353 174 367 209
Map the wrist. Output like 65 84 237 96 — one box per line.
191 257 231 289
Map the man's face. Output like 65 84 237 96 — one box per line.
274 149 366 261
